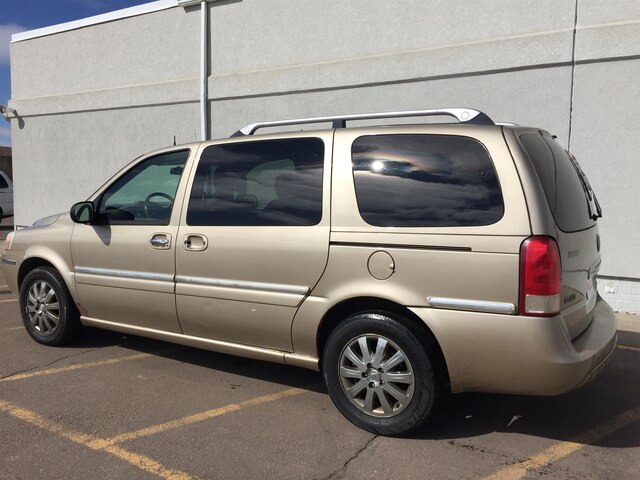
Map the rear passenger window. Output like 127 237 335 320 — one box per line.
351 134 504 227
519 133 596 232
187 138 324 226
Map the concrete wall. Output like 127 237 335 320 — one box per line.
8 0 640 309
9 6 201 221
207 0 576 142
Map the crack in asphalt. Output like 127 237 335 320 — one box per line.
447 439 591 479
322 435 378 480
448 438 524 463
0 346 105 381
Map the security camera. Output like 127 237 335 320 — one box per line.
0 104 17 121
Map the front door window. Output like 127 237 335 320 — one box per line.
98 150 189 225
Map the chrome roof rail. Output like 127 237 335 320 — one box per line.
231 108 494 136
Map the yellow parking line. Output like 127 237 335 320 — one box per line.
106 387 307 445
0 400 195 479
0 352 152 383
1 326 23 332
617 344 640 352
482 405 640 479
0 298 17 303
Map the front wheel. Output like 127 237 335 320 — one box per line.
19 267 81 346
323 312 444 436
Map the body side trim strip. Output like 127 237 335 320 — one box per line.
175 275 309 296
330 241 472 252
74 267 309 295
427 296 516 315
75 266 174 283
1 258 17 266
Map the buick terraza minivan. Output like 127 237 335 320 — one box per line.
1 108 617 435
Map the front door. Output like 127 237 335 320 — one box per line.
71 149 191 332
175 134 331 351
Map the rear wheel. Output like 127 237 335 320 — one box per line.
323 312 444 436
19 267 81 346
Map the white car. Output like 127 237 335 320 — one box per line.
0 170 13 220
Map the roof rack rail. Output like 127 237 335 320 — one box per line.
231 108 494 137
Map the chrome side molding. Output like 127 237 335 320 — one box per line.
175 275 309 296
73 267 309 296
74 266 174 283
427 296 516 315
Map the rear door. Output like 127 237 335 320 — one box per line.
518 132 602 338
175 133 332 351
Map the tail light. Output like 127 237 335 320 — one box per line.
519 236 561 316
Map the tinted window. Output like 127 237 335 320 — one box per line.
98 150 188 225
187 138 324 226
519 133 596 232
0 175 8 189
351 135 504 227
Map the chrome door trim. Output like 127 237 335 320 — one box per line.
427 296 516 315
176 275 309 295
75 266 174 283
1 258 16 266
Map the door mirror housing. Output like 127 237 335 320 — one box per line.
70 201 95 224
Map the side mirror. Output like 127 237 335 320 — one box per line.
70 201 95 224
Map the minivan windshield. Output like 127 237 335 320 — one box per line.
519 133 601 232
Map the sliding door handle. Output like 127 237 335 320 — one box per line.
183 234 208 251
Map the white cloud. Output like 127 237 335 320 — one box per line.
0 123 11 146
0 24 29 65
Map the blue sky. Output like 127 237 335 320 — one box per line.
0 0 150 146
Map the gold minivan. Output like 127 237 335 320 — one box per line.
1 108 617 435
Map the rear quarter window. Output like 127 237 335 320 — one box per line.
519 133 596 232
351 134 504 227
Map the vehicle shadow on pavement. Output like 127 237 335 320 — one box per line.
73 326 325 391
68 326 639 447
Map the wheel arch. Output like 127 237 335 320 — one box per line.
18 257 57 288
18 252 78 303
316 296 450 386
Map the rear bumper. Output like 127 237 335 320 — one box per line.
410 295 617 395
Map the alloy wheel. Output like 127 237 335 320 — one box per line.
25 281 60 336
338 334 415 417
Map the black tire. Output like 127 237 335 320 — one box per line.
322 311 444 436
19 266 81 346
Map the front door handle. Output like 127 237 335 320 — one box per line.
149 233 171 250
183 234 208 251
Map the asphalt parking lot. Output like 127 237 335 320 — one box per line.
1 218 639 479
